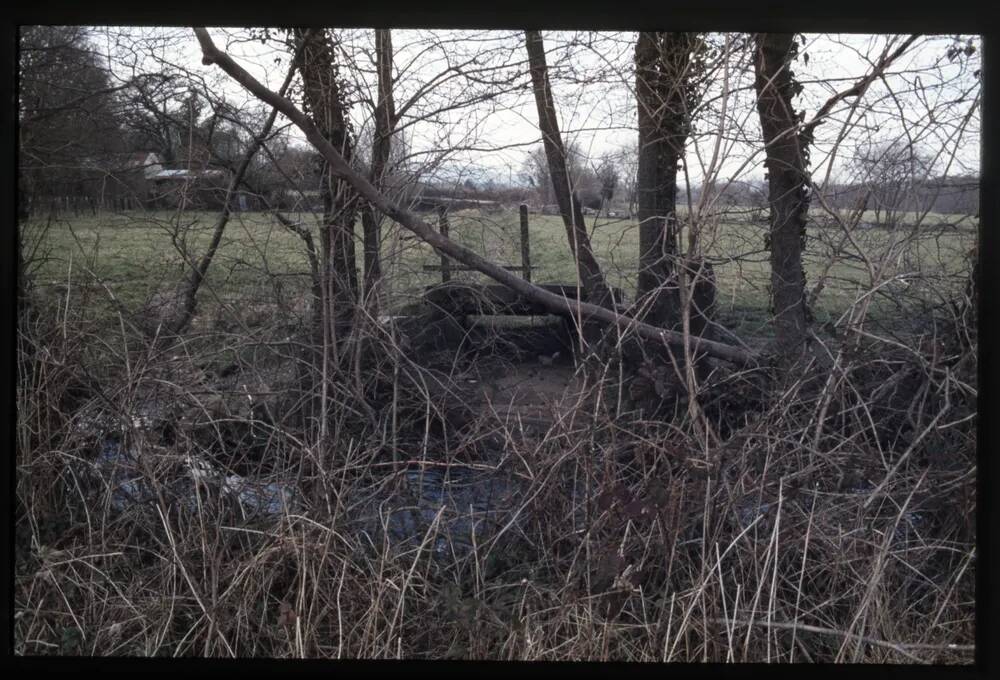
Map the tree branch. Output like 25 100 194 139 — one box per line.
800 34 919 141
169 42 303 335
192 27 756 367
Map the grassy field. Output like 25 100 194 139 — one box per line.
22 206 977 337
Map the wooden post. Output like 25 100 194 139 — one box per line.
438 204 451 283
519 203 531 283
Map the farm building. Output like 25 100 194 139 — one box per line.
22 151 169 216
147 166 228 210
411 195 502 213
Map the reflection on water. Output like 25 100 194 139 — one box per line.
358 466 524 558
93 438 300 518
91 438 525 559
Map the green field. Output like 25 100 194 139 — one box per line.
22 207 977 338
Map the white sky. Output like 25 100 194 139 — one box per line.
91 27 981 188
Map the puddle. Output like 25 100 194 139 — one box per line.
90 437 301 519
354 465 525 559
222 475 299 518
89 435 525 557
94 439 153 511
735 499 773 530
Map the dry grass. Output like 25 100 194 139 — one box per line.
14 247 976 661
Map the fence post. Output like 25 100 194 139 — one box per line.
519 203 531 283
438 204 451 283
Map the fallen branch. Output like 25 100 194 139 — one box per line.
192 27 756 367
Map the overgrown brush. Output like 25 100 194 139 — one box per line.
14 266 976 662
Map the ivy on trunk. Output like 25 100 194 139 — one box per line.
294 28 360 350
634 32 703 328
753 33 811 355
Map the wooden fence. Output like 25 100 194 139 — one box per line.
422 203 535 283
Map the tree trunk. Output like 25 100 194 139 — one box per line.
193 27 757 368
753 33 810 354
525 30 611 307
360 29 395 304
634 32 694 327
294 28 360 346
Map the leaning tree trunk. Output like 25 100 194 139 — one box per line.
193 27 757 368
294 28 360 349
753 33 811 355
524 30 612 307
360 28 395 304
634 31 697 328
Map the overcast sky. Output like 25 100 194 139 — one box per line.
93 27 981 189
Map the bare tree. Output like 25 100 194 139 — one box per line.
634 31 704 327
616 141 640 219
359 29 395 303
193 27 756 366
524 29 612 307
852 139 933 229
523 141 601 209
753 33 922 354
595 152 619 216
753 33 812 355
18 26 127 217
168 57 299 335
293 27 361 353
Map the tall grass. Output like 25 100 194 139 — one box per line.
14 225 977 660
14 260 976 663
